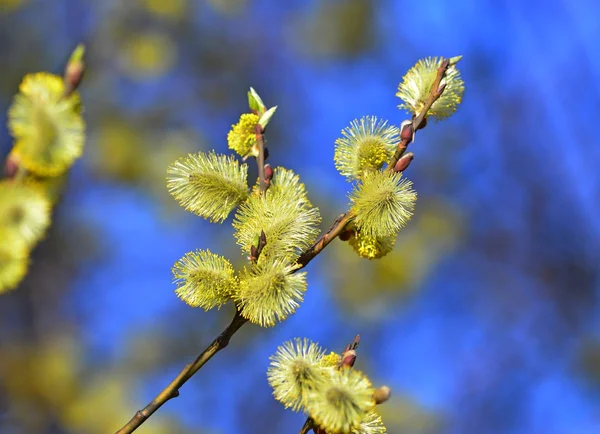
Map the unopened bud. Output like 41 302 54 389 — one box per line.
4 153 20 178
63 44 85 96
259 230 267 247
338 229 353 242
263 146 270 160
374 385 392 404
250 245 258 261
264 164 273 182
436 82 447 97
415 115 428 131
340 349 356 368
400 120 414 144
393 152 414 173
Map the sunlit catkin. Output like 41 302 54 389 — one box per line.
267 338 329 411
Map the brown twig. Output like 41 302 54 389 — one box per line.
295 212 355 270
299 418 315 434
115 311 248 434
256 124 267 192
387 58 450 171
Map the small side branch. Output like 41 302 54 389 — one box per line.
295 212 354 271
387 58 450 171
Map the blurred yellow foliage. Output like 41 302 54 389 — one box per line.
120 31 177 79
0 0 25 13
142 0 187 19
0 333 190 433
88 120 145 181
207 0 247 15
378 395 441 434
289 0 374 58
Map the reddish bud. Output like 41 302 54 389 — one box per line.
64 63 84 96
4 153 20 178
250 245 258 261
338 229 354 242
400 120 414 144
374 385 392 404
415 115 428 131
393 152 414 173
340 349 356 368
264 164 273 182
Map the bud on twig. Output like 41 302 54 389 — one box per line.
338 229 353 242
3 153 20 179
63 44 85 97
340 350 356 368
264 164 273 184
414 115 428 131
373 385 392 404
400 120 414 144
393 152 414 173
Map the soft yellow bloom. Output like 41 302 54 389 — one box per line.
0 180 51 247
306 368 376 434
319 351 342 368
142 0 186 19
166 151 249 223
267 338 329 411
396 56 464 121
236 258 307 327
227 113 259 158
352 410 386 434
334 116 399 179
349 231 396 260
233 169 321 262
121 31 177 79
172 249 237 310
350 170 416 239
8 72 85 176
0 229 28 294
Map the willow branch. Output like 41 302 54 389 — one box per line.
117 63 447 430
295 211 354 271
115 311 248 434
387 58 450 171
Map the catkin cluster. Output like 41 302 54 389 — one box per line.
1 46 86 294
164 56 464 433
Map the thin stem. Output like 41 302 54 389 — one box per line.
299 418 314 434
114 311 248 434
295 211 355 271
256 124 266 193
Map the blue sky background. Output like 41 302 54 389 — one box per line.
1 1 599 433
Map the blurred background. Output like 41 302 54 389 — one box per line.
1 0 599 433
